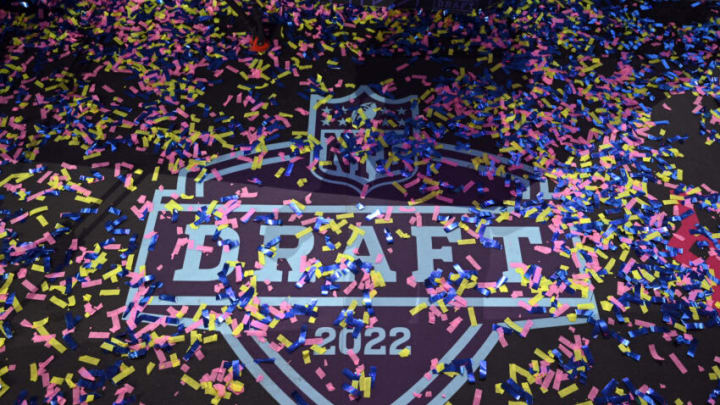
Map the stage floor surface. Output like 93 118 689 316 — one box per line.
1 0 720 404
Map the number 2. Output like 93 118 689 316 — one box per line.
364 327 386 355
388 327 411 355
316 327 336 355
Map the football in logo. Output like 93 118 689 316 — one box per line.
126 86 598 403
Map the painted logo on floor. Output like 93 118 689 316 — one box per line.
126 86 598 404
308 86 419 196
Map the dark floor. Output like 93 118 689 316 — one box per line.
1 0 720 404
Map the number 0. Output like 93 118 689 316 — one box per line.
339 328 361 354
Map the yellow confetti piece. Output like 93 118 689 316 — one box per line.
310 344 327 355
75 195 103 205
0 174 18 188
49 338 67 353
467 307 477 326
79 355 101 366
232 322 244 337
409 302 428 316
504 317 524 334
437 300 448 314
314 94 332 109
65 373 76 389
29 206 48 216
276 334 293 347
112 365 135 384
392 181 407 195
164 199 183 213
370 270 386 288
181 374 200 390
361 376 372 398
534 348 555 363
398 347 411 358
169 335 185 344
558 383 578 398
83 152 102 160
644 231 661 241
50 296 67 308
294 227 312 239
99 289 120 296
409 190 442 206
204 333 218 344
302 350 311 364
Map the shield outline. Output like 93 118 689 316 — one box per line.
307 85 420 196
124 140 599 404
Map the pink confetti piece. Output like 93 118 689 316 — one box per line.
635 319 655 328
496 327 508 348
432 206 440 221
10 212 28 224
406 276 416 288
520 320 533 337
81 279 102 289
465 255 482 270
607 295 627 312
588 386 599 401
240 209 256 223
360 183 369 199
541 370 555 390
463 180 475 193
472 389 483 405
343 280 357 295
347 349 360 365
553 370 568 391
22 279 38 292
668 352 688 374
79 367 95 381
446 316 463 333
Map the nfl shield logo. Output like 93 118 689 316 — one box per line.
126 87 598 404
307 85 420 196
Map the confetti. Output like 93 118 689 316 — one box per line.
1 0 720 404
